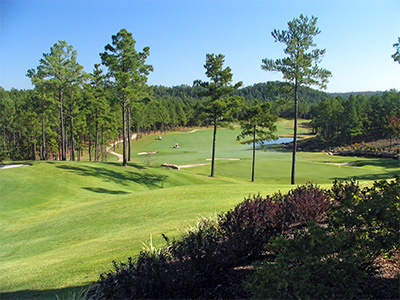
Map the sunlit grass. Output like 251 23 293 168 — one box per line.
1 119 398 299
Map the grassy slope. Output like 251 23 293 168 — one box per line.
0 162 295 299
1 120 399 299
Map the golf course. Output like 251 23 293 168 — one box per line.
1 119 399 299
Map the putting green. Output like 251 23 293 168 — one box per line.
128 126 399 184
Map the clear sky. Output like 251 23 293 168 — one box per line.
1 0 399 92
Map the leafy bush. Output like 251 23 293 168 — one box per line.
91 179 398 299
281 183 331 226
91 250 173 299
246 223 367 300
219 194 285 264
90 216 247 299
246 177 400 300
219 184 332 264
330 176 400 264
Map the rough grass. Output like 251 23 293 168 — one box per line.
1 119 399 299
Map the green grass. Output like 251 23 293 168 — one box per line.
1 119 399 299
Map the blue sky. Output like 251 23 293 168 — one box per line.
1 0 399 92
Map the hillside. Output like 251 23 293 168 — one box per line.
328 91 384 98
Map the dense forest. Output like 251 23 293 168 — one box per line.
1 82 399 162
310 91 400 145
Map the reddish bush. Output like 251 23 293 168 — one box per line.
282 183 332 226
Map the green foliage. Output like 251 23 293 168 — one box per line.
311 90 400 144
262 15 331 89
262 14 331 184
246 177 400 299
91 183 337 299
100 28 153 165
194 53 244 177
237 100 277 181
330 177 400 262
246 223 367 300
27 40 87 161
392 37 400 64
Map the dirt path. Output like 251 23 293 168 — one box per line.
107 134 137 162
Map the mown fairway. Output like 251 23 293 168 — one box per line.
1 120 399 299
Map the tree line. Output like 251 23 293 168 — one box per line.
0 81 329 162
1 16 398 184
2 83 397 162
310 90 400 145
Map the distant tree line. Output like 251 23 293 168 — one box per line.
2 83 399 162
0 80 330 162
310 90 400 144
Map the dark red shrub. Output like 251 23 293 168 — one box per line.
219 194 286 263
282 183 332 226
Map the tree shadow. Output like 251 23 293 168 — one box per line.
105 161 146 169
82 187 131 194
351 159 400 169
56 164 167 189
0 285 90 300
331 170 400 182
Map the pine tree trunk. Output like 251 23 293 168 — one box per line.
127 105 131 162
42 114 46 160
210 116 217 177
32 139 37 161
89 134 92 162
291 79 298 185
122 98 127 166
95 109 99 162
101 124 105 161
59 87 66 161
252 126 256 182
70 105 75 161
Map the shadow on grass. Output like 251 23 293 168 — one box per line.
351 158 400 169
0 285 90 300
82 187 132 194
103 161 146 169
331 170 400 182
56 163 167 189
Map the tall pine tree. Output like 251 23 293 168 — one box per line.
261 15 331 184
100 29 153 166
194 54 243 177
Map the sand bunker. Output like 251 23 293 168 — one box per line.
0 164 30 169
326 162 355 166
138 152 158 155
179 163 209 168
205 158 240 161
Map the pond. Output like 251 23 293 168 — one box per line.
246 137 295 146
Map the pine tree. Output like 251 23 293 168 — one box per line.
100 29 153 166
262 15 331 184
194 53 243 177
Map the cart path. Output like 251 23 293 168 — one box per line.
107 134 137 162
